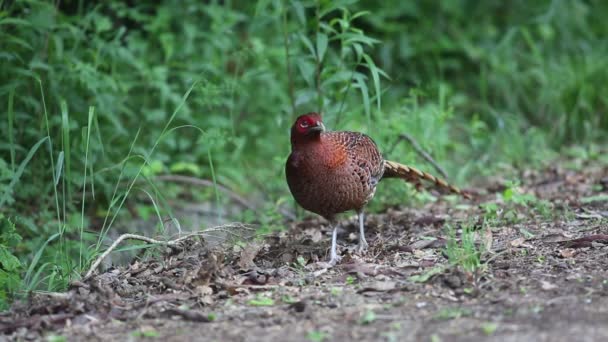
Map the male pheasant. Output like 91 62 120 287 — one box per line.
285 113 469 265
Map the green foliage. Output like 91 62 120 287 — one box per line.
433 307 472 321
408 266 445 283
444 224 483 274
0 0 606 308
247 295 275 307
0 215 22 309
306 330 329 342
359 309 377 325
357 0 608 143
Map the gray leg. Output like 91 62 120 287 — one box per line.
357 211 368 253
328 224 342 266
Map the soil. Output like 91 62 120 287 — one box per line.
2 159 608 342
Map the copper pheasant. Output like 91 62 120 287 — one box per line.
285 113 469 265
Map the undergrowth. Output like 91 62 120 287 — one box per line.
0 0 606 308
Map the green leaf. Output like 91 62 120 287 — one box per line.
581 194 608 203
306 330 328 342
316 32 328 61
360 309 376 325
481 322 499 335
0 245 21 272
54 151 64 187
95 15 112 32
169 161 202 176
362 53 381 111
24 233 60 286
409 266 445 283
300 34 316 58
248 296 275 306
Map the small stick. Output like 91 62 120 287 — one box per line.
84 223 252 280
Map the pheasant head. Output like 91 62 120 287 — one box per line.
290 113 325 146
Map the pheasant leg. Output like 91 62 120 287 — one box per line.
357 211 368 253
328 225 342 266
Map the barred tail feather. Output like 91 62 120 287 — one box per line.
383 160 471 199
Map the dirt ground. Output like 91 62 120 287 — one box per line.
2 158 608 342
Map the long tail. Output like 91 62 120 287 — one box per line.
383 160 471 199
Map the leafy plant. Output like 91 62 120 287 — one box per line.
248 295 275 307
0 215 22 309
444 224 483 275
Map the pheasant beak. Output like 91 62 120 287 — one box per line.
309 121 325 133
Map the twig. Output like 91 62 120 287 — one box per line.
84 223 252 280
388 133 449 180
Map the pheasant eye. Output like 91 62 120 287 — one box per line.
300 121 309 128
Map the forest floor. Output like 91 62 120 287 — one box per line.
2 156 608 342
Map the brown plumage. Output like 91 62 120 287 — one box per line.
286 113 469 265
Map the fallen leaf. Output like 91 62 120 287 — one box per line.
510 237 526 247
483 228 493 252
409 266 445 283
540 280 558 291
407 238 447 251
304 229 324 243
558 248 577 258
357 281 398 293
341 262 380 276
194 285 214 305
237 242 262 270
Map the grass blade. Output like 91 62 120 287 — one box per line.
39 79 62 231
54 151 64 187
7 88 15 172
24 233 60 286
60 101 71 201
98 80 199 252
0 137 49 209
79 107 95 271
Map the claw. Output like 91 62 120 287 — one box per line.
357 239 369 254
328 254 342 267
356 211 368 254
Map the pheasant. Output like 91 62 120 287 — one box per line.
285 112 469 266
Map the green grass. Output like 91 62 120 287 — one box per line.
0 0 607 309
444 224 484 275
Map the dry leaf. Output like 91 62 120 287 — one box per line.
238 242 262 270
357 281 398 293
194 285 214 305
558 248 577 258
305 229 324 243
341 261 380 276
540 280 558 291
407 238 447 251
483 229 493 252
510 237 526 247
